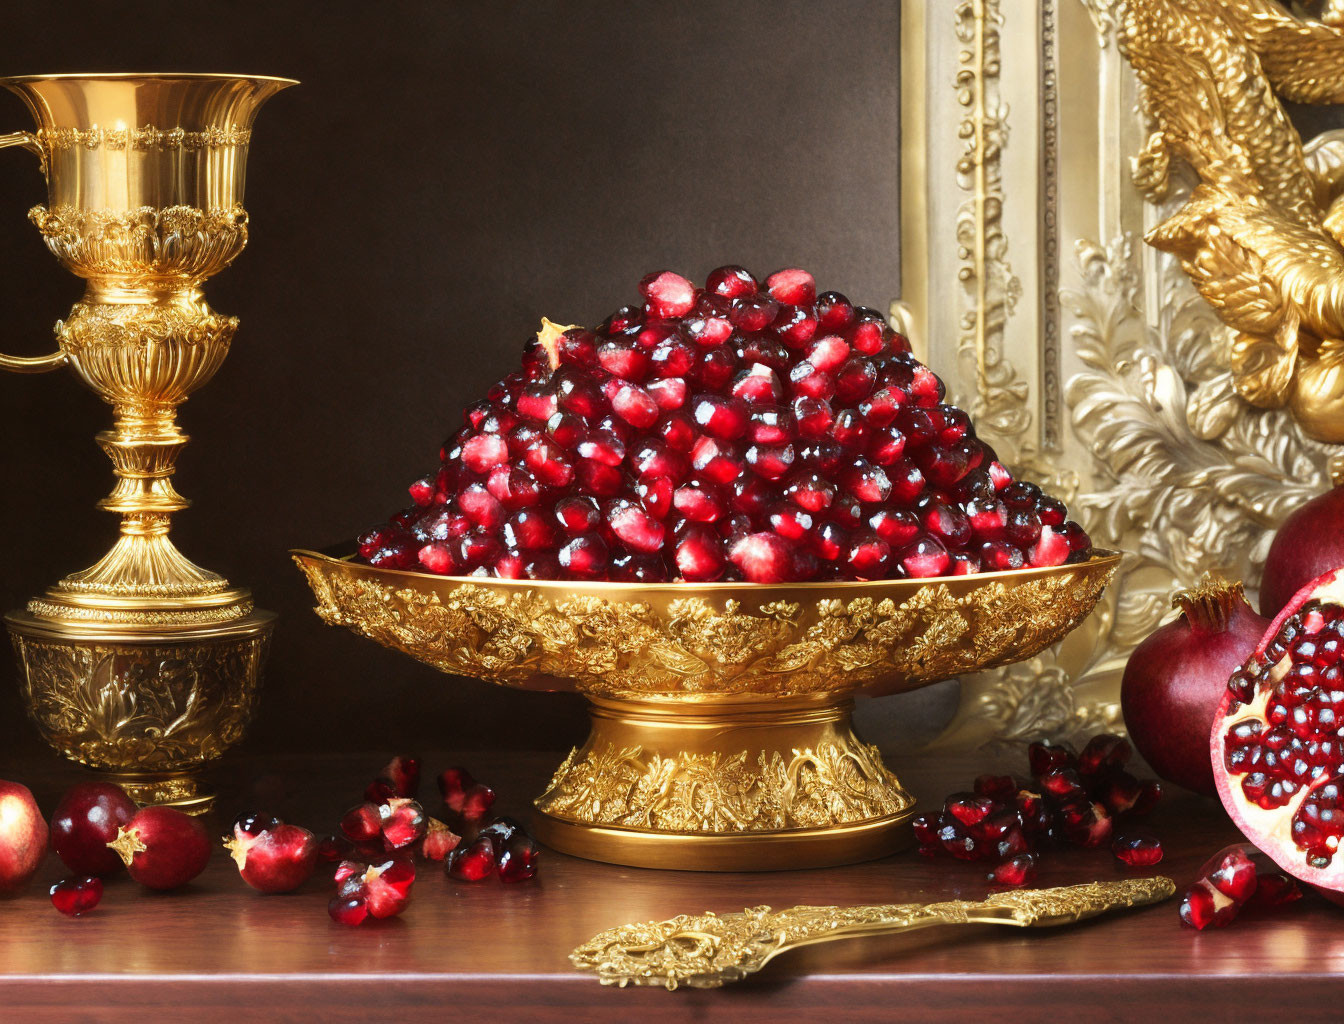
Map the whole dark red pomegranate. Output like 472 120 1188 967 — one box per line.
1121 577 1268 796
1259 482 1344 617
50 781 138 876
356 267 1091 583
1213 567 1344 893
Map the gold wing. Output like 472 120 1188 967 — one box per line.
1146 182 1344 407
1225 0 1344 104
1119 0 1319 226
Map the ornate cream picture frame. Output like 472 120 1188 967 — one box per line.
899 0 1335 750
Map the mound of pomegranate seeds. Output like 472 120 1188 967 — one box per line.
1179 844 1302 929
914 734 1162 885
357 267 1092 582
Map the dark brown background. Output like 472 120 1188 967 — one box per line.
0 1 950 761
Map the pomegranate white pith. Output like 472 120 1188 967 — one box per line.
1212 568 1344 890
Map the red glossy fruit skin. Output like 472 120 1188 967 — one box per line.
232 825 320 893
1121 585 1267 796
1211 567 1344 891
1258 487 1344 617
116 807 211 890
0 780 48 894
50 782 138 876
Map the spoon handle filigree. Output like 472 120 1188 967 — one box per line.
570 876 1176 989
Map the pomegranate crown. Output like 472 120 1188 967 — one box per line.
1172 572 1247 633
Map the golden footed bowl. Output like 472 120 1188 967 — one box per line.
293 548 1120 870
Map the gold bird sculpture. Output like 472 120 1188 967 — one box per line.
1118 0 1344 441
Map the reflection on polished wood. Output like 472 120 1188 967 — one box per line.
0 750 1342 1019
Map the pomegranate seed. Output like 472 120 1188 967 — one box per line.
340 803 382 844
815 291 855 331
675 524 727 581
317 834 349 863
559 533 609 578
1028 741 1076 777
989 854 1037 887
729 532 794 583
606 498 666 553
1204 846 1258 902
766 268 817 305
912 814 939 846
1112 833 1163 867
460 783 497 821
437 767 475 811
1179 878 1241 930
898 536 950 578
50 877 103 916
447 835 497 881
420 819 461 861
846 531 892 580
973 775 1017 801
379 799 428 850
946 794 996 827
331 858 415 925
498 836 540 882
640 270 696 318
730 294 780 333
706 265 758 298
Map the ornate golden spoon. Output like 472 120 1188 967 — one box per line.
571 876 1175 990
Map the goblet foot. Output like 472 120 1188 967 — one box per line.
532 695 916 871
102 769 214 815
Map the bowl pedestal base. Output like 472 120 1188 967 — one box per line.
531 694 917 871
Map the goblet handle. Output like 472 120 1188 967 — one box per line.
0 130 66 374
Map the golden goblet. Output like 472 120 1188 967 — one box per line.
0 74 294 812
293 548 1119 870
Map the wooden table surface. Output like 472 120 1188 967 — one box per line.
1 747 1341 1022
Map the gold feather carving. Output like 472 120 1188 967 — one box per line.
1119 0 1344 440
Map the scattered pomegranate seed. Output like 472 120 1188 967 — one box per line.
356 268 1091 583
379 799 428 850
498 836 540 882
50 877 103 916
447 835 497 881
233 810 282 838
1178 843 1304 929
419 818 462 861
1180 879 1240 930
917 734 1163 884
365 756 421 802
1112 833 1164 868
340 803 382 844
988 854 1037 887
329 858 415 926
316 834 349 863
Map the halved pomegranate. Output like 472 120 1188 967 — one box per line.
1212 567 1344 891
